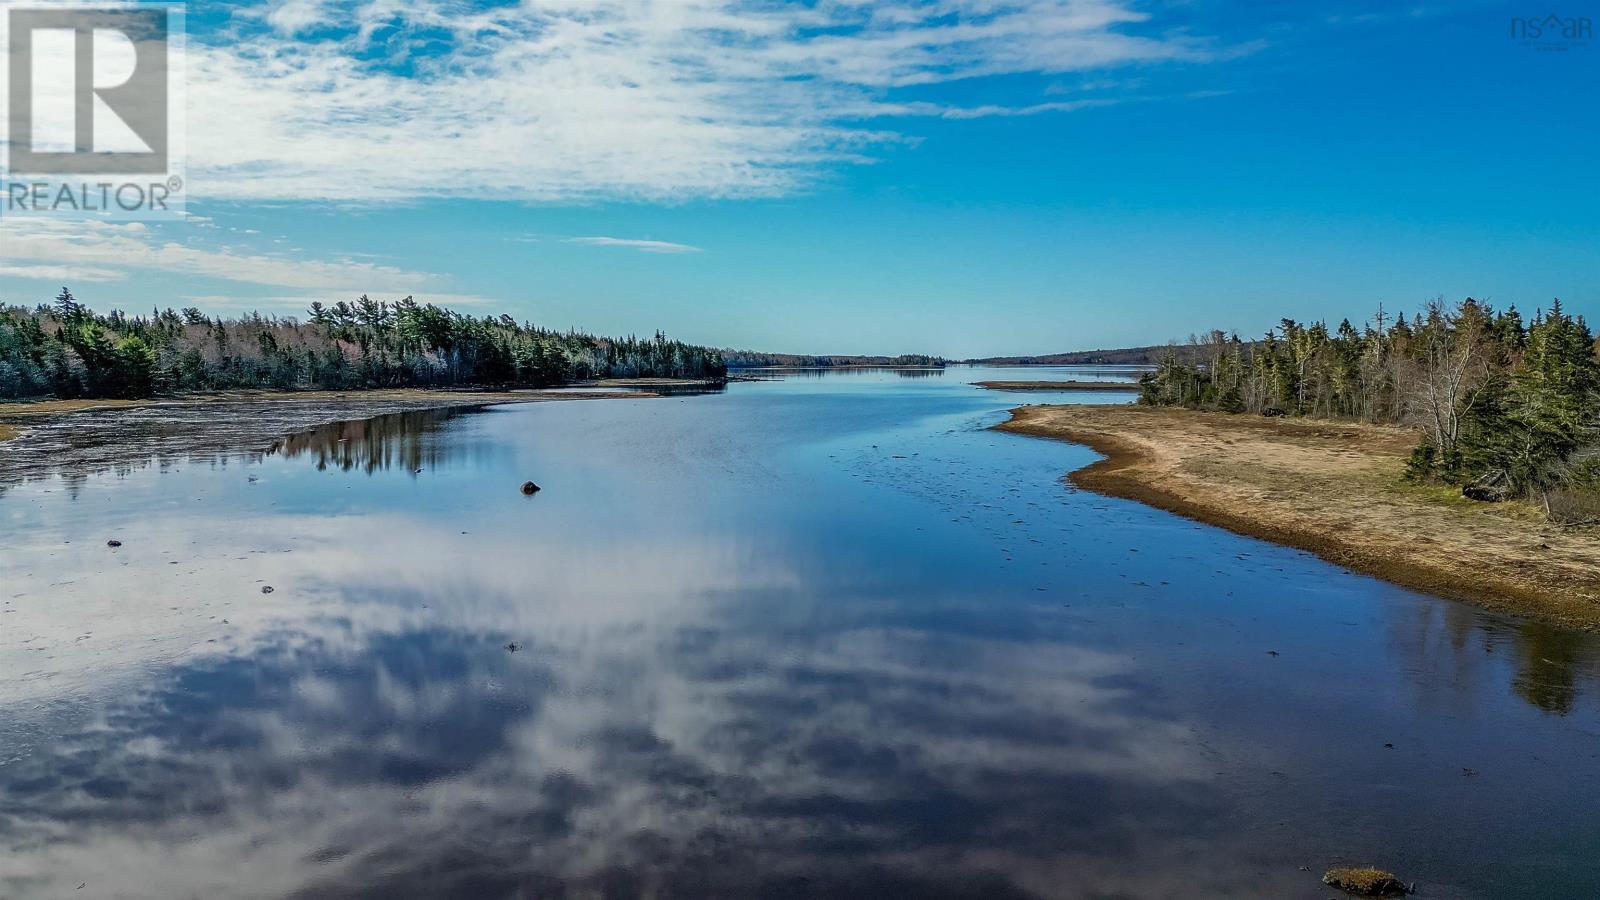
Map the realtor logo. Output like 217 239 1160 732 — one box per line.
3 4 184 218
8 7 169 173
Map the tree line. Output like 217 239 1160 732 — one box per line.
0 289 727 400
1137 298 1600 521
721 350 945 368
968 345 1203 366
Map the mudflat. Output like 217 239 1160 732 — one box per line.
0 387 658 484
998 404 1600 628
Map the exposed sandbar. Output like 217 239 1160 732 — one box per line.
998 404 1600 628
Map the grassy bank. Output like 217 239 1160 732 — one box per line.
998 404 1600 629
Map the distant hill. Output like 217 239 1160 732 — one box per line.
723 350 945 368
723 342 1229 369
967 344 1207 366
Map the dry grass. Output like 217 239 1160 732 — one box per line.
999 404 1600 629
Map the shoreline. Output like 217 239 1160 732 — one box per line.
997 404 1600 629
0 386 682 485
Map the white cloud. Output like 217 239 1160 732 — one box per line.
165 0 1223 202
0 0 1234 291
0 263 126 282
184 292 496 311
262 0 334 36
565 236 703 254
0 218 446 295
868 97 1125 119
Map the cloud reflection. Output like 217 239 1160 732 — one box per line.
7 396 1600 899
1 505 1232 898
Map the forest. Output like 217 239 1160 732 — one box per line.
969 344 1209 366
1137 298 1600 522
0 289 727 400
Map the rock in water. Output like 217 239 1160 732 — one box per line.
1322 867 1408 897
520 481 541 495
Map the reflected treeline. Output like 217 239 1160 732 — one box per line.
0 398 528 491
1387 601 1600 716
1506 622 1597 715
630 383 730 396
735 366 947 380
0 450 275 501
3 408 489 496
269 408 480 475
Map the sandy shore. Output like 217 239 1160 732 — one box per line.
974 380 1141 392
0 387 667 484
999 404 1600 628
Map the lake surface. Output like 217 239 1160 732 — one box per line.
3 366 1599 899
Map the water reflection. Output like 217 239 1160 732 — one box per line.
734 366 947 380
0 493 1237 897
269 408 481 475
3 371 1600 898
0 396 537 490
1382 601 1600 718
1494 621 1600 716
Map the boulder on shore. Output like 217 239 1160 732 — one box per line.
1463 469 1511 502
1322 867 1408 897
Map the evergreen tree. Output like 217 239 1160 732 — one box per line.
1134 297 1600 518
0 291 727 401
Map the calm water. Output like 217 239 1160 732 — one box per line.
3 367 1599 899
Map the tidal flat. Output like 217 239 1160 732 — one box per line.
0 385 700 485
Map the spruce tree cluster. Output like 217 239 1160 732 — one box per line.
1137 298 1599 517
0 289 726 400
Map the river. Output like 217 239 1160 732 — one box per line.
2 367 1597 898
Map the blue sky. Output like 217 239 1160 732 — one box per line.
1 0 1595 356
